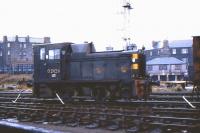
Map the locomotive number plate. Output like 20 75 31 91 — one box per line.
47 69 60 74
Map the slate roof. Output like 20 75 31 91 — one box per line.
29 37 45 43
18 37 26 42
169 40 192 48
146 39 192 50
7 37 15 42
147 57 185 65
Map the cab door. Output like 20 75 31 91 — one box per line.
46 48 61 81
34 46 47 82
60 46 70 80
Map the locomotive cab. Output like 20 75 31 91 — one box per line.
33 43 72 97
34 43 72 81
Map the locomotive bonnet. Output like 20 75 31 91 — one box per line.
33 42 150 100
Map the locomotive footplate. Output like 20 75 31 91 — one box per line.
35 79 120 84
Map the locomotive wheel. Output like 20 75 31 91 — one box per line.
38 84 54 98
33 83 39 97
74 88 79 97
108 85 119 100
82 87 92 98
56 88 73 101
193 85 200 99
93 88 106 101
121 87 131 99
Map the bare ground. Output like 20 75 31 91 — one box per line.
0 74 32 84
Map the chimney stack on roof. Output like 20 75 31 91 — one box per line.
26 35 30 42
163 40 169 48
15 35 19 42
3 36 7 43
152 41 159 49
44 37 51 43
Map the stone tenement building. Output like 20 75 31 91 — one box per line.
0 35 50 74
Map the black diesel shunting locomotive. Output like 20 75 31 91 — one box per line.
33 42 150 100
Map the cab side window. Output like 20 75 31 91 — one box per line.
48 49 60 60
49 50 54 60
40 48 45 60
54 49 60 59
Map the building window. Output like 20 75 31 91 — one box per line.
182 58 188 63
172 49 176 54
19 52 22 55
181 48 188 54
23 52 26 56
175 64 181 70
20 44 22 48
0 51 2 56
157 50 160 55
147 65 153 71
24 44 26 48
150 51 152 56
40 48 45 60
159 65 167 70
7 43 10 48
8 50 10 55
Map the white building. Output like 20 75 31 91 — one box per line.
147 57 187 81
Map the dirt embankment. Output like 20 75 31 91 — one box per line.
0 74 32 85
0 74 33 90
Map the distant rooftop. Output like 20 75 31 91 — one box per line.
7 37 16 42
147 39 192 50
18 37 26 42
169 40 192 48
147 57 185 65
2 35 50 44
29 37 49 43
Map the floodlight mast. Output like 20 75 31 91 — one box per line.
122 0 133 50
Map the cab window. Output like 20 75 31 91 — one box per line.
49 50 54 59
54 49 60 59
48 49 60 60
40 48 45 60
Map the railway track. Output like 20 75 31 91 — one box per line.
149 95 199 101
0 90 198 101
0 91 32 98
151 92 194 96
0 96 199 109
150 91 199 101
0 91 199 132
0 102 199 132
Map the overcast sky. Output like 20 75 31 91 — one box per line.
0 0 200 50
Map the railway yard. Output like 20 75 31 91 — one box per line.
0 90 199 133
0 37 199 133
1 0 200 132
